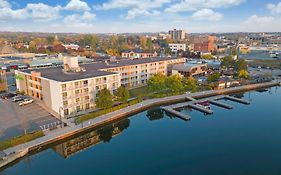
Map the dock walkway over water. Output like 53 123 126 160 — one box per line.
0 81 280 169
161 95 251 120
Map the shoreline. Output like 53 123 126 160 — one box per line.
1 81 280 169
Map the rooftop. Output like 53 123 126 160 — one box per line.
22 57 184 82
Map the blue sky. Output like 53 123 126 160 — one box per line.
0 0 281 33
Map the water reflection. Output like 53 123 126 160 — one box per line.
53 118 130 158
232 93 245 99
146 107 164 121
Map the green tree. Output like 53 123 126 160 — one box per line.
207 72 221 83
201 54 214 60
183 77 198 92
95 88 113 109
238 70 250 79
148 73 166 92
235 59 247 71
221 56 234 69
115 86 130 103
165 75 183 92
146 38 153 51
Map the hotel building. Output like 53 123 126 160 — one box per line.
15 56 186 118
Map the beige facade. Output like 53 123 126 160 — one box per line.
171 63 207 77
16 57 186 118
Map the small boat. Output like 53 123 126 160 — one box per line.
270 52 279 58
196 101 210 109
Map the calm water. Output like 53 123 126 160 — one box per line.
1 87 281 175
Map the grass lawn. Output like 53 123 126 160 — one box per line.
129 85 149 97
0 131 45 151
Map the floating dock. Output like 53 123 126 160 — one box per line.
225 95 250 105
186 96 196 101
161 107 191 121
188 104 213 114
208 100 233 109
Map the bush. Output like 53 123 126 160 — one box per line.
75 98 143 124
0 131 44 151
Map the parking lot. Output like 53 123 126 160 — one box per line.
0 95 60 140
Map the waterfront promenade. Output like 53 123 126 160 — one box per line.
1 81 280 168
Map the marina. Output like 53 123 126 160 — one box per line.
1 85 281 175
161 95 249 120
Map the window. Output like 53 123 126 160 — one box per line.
62 92 67 98
84 88 89 93
86 103 90 109
63 101 68 106
64 109 69 115
75 90 79 94
61 84 66 90
83 80 88 85
85 96 89 100
76 98 80 102
76 106 81 112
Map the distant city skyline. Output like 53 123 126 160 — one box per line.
0 0 281 33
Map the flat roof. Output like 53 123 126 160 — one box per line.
22 57 184 82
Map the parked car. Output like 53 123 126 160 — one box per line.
18 99 34 106
1 93 17 100
12 96 25 102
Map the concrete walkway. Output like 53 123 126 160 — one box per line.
1 81 280 168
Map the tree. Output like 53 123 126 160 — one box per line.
95 88 113 109
148 73 166 92
238 70 250 79
115 86 130 103
201 54 214 60
183 77 198 92
139 36 147 50
207 72 221 83
221 56 234 69
235 59 247 71
165 75 183 92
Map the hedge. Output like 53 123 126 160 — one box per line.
75 98 143 124
0 131 45 151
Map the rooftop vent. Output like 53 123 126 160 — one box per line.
63 56 86 73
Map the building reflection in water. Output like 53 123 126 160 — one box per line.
53 118 130 158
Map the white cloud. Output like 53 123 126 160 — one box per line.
65 0 90 11
246 15 275 24
95 0 171 19
192 8 223 21
63 11 96 26
25 3 61 21
267 2 281 14
241 15 281 32
0 0 10 8
95 0 171 10
0 8 27 20
165 0 244 13
125 9 160 20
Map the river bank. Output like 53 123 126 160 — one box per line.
0 80 280 169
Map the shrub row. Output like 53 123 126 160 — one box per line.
0 131 45 151
75 98 143 124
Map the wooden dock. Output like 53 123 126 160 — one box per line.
225 95 250 105
208 100 233 109
188 104 213 114
161 107 191 121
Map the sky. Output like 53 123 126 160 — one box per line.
0 0 281 33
